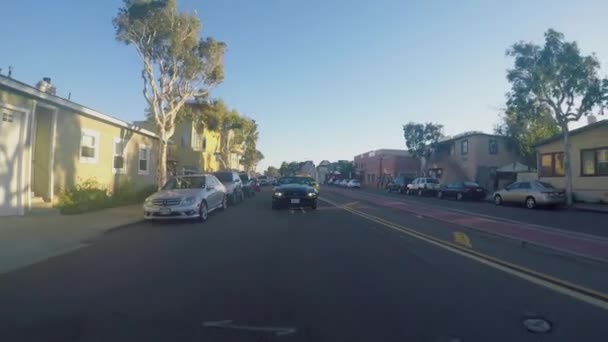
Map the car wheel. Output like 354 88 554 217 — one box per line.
456 193 463 201
311 200 318 210
199 201 208 222
437 191 443 199
418 189 423 197
525 196 536 209
494 195 503 206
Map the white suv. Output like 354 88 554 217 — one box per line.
407 177 441 196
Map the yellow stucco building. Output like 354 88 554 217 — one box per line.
0 76 159 216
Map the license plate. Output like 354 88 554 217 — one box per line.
290 199 300 204
159 208 171 215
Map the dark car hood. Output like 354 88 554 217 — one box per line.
275 184 313 192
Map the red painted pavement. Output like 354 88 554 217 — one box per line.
325 188 608 262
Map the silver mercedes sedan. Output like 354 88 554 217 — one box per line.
143 174 227 221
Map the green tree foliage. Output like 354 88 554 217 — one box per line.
187 98 263 171
506 29 607 205
113 0 226 188
264 166 280 178
402 122 443 175
495 108 560 165
335 160 354 178
279 161 301 176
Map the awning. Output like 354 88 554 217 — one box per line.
496 162 535 173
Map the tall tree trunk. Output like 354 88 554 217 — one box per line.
157 138 168 190
562 127 573 206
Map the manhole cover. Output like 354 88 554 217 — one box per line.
523 317 552 333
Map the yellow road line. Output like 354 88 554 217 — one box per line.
319 197 608 311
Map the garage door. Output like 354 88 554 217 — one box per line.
0 107 24 216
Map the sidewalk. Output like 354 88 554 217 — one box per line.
573 202 608 214
0 205 143 275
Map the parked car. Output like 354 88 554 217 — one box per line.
347 179 361 188
259 176 269 186
239 173 256 198
437 181 486 201
386 176 414 194
272 176 318 210
407 177 441 196
143 174 227 221
213 171 244 204
339 179 349 187
493 181 565 209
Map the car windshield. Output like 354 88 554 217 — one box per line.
278 177 312 185
214 172 233 182
162 176 205 190
464 182 480 187
239 174 249 182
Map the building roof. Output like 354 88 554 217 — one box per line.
355 149 410 158
533 119 608 147
437 131 503 145
0 75 158 139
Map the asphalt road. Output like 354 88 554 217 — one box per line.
0 189 607 341
356 186 608 238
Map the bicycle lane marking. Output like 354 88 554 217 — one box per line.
323 188 608 263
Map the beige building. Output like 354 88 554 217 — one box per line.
427 132 522 191
535 119 608 203
0 76 159 216
135 117 223 174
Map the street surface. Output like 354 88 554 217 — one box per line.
0 187 607 341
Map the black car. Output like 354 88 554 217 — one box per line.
386 176 414 194
437 181 486 201
272 176 318 210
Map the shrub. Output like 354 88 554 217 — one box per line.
57 179 159 215
56 178 111 215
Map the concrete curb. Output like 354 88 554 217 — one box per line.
102 219 146 235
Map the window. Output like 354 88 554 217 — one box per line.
540 152 564 177
581 148 608 176
112 138 126 174
461 140 468 155
489 139 498 154
518 182 531 189
138 145 150 175
80 129 99 163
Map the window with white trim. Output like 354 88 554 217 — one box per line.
138 144 150 175
80 129 100 163
112 138 126 174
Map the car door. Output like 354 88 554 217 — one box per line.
514 182 532 203
204 176 218 208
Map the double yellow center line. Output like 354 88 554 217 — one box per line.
320 197 608 311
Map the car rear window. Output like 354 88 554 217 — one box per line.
214 172 233 182
464 182 480 187
537 181 555 189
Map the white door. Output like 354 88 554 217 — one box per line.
0 107 24 216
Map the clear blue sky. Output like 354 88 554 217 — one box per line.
2 0 608 171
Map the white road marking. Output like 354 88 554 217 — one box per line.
202 320 297 336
